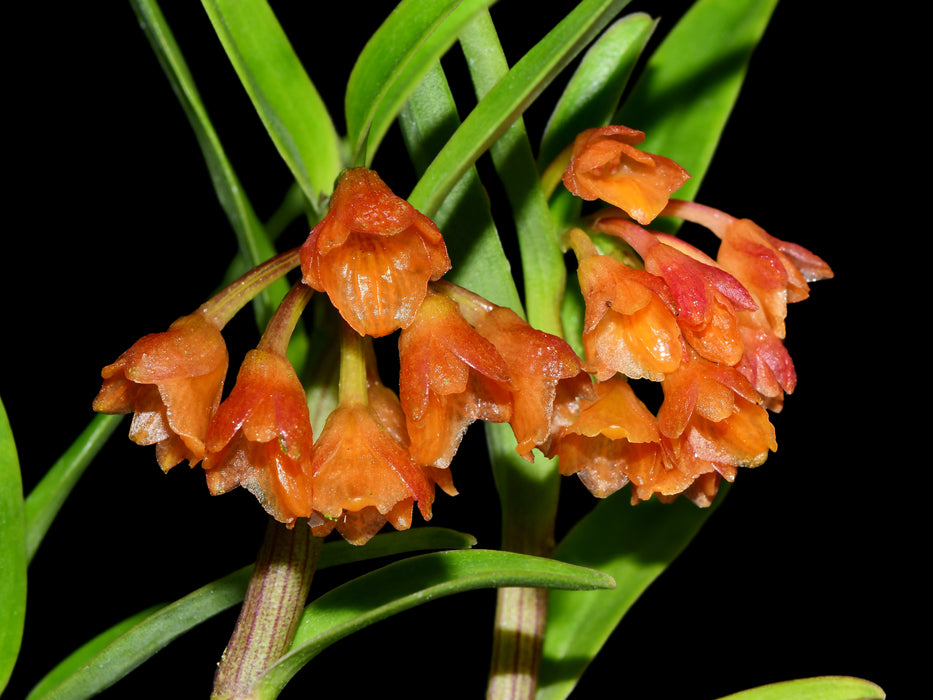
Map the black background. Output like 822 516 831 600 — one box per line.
4 2 914 698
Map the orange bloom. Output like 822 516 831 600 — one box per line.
308 397 437 546
92 311 228 471
471 303 590 461
562 125 690 224
550 377 662 499
715 217 834 339
576 248 682 382
733 310 797 412
598 218 757 367
398 292 512 468
300 168 451 337
202 349 314 526
657 344 776 478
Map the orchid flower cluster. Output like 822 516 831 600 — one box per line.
92 125 832 546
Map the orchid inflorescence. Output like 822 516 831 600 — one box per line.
93 124 832 546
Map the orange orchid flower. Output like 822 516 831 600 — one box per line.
550 376 662 499
570 228 682 381
398 291 512 468
202 349 315 526
300 167 451 338
597 218 757 367
562 125 690 224
92 311 228 471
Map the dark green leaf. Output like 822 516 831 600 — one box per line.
25 528 475 700
345 0 500 166
537 489 727 700
24 413 122 564
0 396 25 693
616 0 780 202
255 549 615 697
408 0 633 219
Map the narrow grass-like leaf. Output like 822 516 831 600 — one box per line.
25 528 475 700
0 396 25 693
255 550 616 697
715 676 886 700
200 0 342 207
536 489 727 700
615 0 780 202
23 413 122 564
538 12 657 170
345 0 500 166
459 10 564 337
133 0 309 364
408 0 632 219
400 61 522 313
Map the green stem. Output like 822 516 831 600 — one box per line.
211 520 322 700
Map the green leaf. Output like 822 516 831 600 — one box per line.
616 0 780 202
255 549 616 697
715 676 886 700
408 0 634 220
399 60 523 313
344 0 499 167
536 489 727 700
133 0 310 364
458 10 565 336
538 12 657 170
25 528 475 700
24 413 122 564
0 396 25 694
200 0 342 208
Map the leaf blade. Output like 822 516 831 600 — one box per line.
715 676 887 700
0 396 25 694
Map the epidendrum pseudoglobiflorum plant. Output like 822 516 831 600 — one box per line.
1 1 884 699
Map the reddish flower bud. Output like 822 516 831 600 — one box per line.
562 125 690 224
202 349 314 526
300 168 451 337
93 311 228 471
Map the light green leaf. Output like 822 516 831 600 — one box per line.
616 0 780 202
716 676 886 700
0 396 25 694
408 0 633 220
400 60 522 313
200 0 342 208
538 12 657 170
25 528 475 700
255 549 616 697
458 10 564 336
536 489 727 700
133 0 309 363
345 0 499 167
24 413 122 564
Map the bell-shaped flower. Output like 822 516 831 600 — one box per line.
733 308 797 412
467 301 589 461
716 217 834 339
300 167 451 337
562 125 690 224
598 218 757 367
308 399 437 546
202 349 315 526
571 228 682 381
657 344 776 478
550 377 662 499
398 291 512 468
93 311 228 471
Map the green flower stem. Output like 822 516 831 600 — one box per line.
201 247 301 329
211 519 322 700
256 282 314 357
488 587 548 700
337 318 368 406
